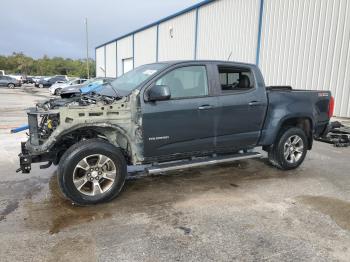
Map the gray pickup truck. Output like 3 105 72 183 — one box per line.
17 60 334 205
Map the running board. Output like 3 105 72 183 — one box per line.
146 152 262 174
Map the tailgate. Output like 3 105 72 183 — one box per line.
309 90 333 137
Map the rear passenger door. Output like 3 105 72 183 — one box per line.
142 64 217 158
214 65 267 149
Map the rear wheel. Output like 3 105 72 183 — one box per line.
7 83 15 88
54 88 62 95
268 127 308 170
58 139 127 205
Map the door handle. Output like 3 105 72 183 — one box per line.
248 101 262 106
198 105 213 110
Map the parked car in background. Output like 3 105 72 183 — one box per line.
35 75 68 88
60 77 115 98
0 70 5 76
49 78 88 95
23 76 35 84
8 75 24 84
32 76 43 84
49 80 67 93
0 75 22 88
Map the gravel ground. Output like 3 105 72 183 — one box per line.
0 85 350 261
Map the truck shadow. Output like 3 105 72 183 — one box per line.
23 159 300 235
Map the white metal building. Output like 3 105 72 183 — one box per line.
95 0 350 118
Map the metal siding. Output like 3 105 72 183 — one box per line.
196 0 260 63
158 10 196 61
134 26 157 67
96 0 215 49
105 42 117 77
116 36 133 76
95 47 105 77
260 0 350 117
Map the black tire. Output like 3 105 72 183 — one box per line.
7 83 15 89
58 138 127 205
39 83 44 88
54 88 62 95
268 127 308 170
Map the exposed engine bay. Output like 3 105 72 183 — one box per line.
37 93 118 111
32 94 121 145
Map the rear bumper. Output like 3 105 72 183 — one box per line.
314 121 330 138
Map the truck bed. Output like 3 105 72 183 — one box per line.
261 87 332 142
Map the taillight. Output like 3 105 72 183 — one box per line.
328 96 334 118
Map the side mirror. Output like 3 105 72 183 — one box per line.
148 85 171 101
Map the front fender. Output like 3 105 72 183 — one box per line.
26 123 130 153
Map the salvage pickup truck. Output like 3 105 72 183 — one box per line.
17 61 334 205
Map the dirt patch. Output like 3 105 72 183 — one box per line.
24 174 112 234
0 200 19 221
0 177 48 222
0 177 48 199
298 195 350 231
48 236 97 262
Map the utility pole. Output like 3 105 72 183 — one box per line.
85 18 90 79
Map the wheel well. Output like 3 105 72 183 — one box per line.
51 128 103 164
280 117 313 149
51 127 131 165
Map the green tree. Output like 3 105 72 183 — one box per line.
0 53 95 78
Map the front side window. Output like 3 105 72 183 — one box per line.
155 66 208 99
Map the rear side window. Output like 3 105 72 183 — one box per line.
155 66 208 99
218 66 254 93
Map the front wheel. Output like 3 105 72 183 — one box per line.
268 127 308 170
8 83 15 88
38 83 44 88
58 139 127 205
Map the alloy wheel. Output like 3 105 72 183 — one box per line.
283 135 304 164
73 154 117 196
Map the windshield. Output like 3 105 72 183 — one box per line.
69 79 80 85
109 63 166 93
87 79 103 86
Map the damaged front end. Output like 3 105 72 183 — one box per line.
17 107 60 173
17 91 143 173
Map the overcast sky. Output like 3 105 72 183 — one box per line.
0 0 201 59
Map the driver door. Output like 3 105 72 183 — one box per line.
141 65 217 158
